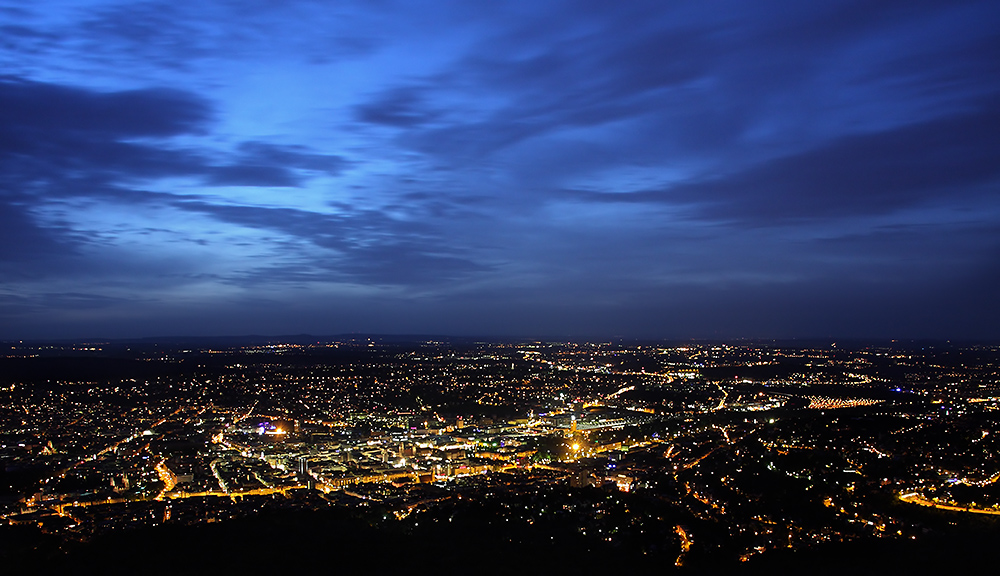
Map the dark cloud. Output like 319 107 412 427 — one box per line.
0 1 384 83
352 0 999 183
0 77 211 137
0 23 57 42
0 77 347 192
0 289 138 317
35 292 138 310
391 26 720 161
355 87 441 127
0 74 364 297
1 1 999 339
236 142 347 173
570 99 1000 225
335 243 488 284
0 77 214 201
0 202 73 267
76 0 381 69
206 143 349 186
83 1 214 67
204 165 303 187
174 200 488 285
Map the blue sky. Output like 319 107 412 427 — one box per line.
1 0 998 339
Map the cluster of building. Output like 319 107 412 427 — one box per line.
2 339 999 564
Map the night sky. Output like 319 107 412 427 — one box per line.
1 0 999 340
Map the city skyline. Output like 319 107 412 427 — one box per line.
2 0 999 340
3 338 1000 572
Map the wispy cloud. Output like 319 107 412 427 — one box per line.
1 0 998 338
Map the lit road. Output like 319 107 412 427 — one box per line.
209 458 228 493
675 524 692 566
899 492 1000 515
714 384 729 411
154 459 177 500
32 406 188 502
160 485 304 500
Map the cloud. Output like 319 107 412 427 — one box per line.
0 77 211 137
75 0 379 70
0 76 348 193
0 77 215 200
204 165 303 188
568 99 1000 225
0 76 364 293
173 200 489 285
0 74 478 299
0 78 215 275
206 142 349 186
1 1 998 338
235 142 348 174
348 0 999 192
355 86 441 127
0 202 74 268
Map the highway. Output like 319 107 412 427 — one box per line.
899 491 1000 515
